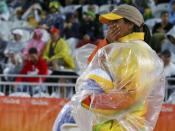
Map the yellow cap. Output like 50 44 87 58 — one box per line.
99 13 123 24
99 4 144 27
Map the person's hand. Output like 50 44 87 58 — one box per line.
106 23 121 43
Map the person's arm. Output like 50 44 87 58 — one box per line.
21 6 33 20
38 59 48 82
15 61 29 82
34 9 41 22
42 42 50 61
84 46 139 111
62 54 75 69
90 90 136 110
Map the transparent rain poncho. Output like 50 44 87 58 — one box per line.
71 40 165 131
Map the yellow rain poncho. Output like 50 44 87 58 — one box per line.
71 33 165 131
43 38 75 69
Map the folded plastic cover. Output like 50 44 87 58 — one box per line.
75 44 96 74
71 41 165 131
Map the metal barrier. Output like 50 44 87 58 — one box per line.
165 77 175 102
1 74 175 102
0 74 78 98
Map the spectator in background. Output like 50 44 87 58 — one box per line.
16 47 48 83
38 24 51 43
8 29 24 44
160 50 175 77
41 1 64 35
23 28 45 59
154 0 170 5
0 37 7 73
63 13 80 39
21 3 43 27
9 7 23 21
150 33 165 53
3 29 25 80
79 11 102 40
76 34 93 48
159 49 175 98
162 26 175 63
169 0 175 24
8 0 24 9
0 0 10 21
152 11 173 34
43 27 75 70
20 0 39 11
15 47 48 95
134 0 148 10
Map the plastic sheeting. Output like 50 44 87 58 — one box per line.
72 40 165 131
75 44 96 74
53 102 75 131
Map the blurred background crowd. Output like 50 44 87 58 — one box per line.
0 0 175 98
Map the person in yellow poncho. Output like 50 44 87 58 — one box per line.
43 26 75 70
71 4 165 131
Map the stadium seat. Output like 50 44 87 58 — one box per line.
63 5 81 14
99 4 115 14
9 92 31 97
152 3 169 18
0 92 4 96
66 37 79 57
145 18 161 32
82 5 99 14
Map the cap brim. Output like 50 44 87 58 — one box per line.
99 12 123 24
12 32 22 36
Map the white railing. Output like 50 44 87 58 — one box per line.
1 74 175 102
165 77 175 102
0 74 78 98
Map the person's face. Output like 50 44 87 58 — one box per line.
106 19 133 42
51 33 60 41
33 32 41 40
161 13 169 23
28 54 38 63
161 55 170 67
13 34 22 42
